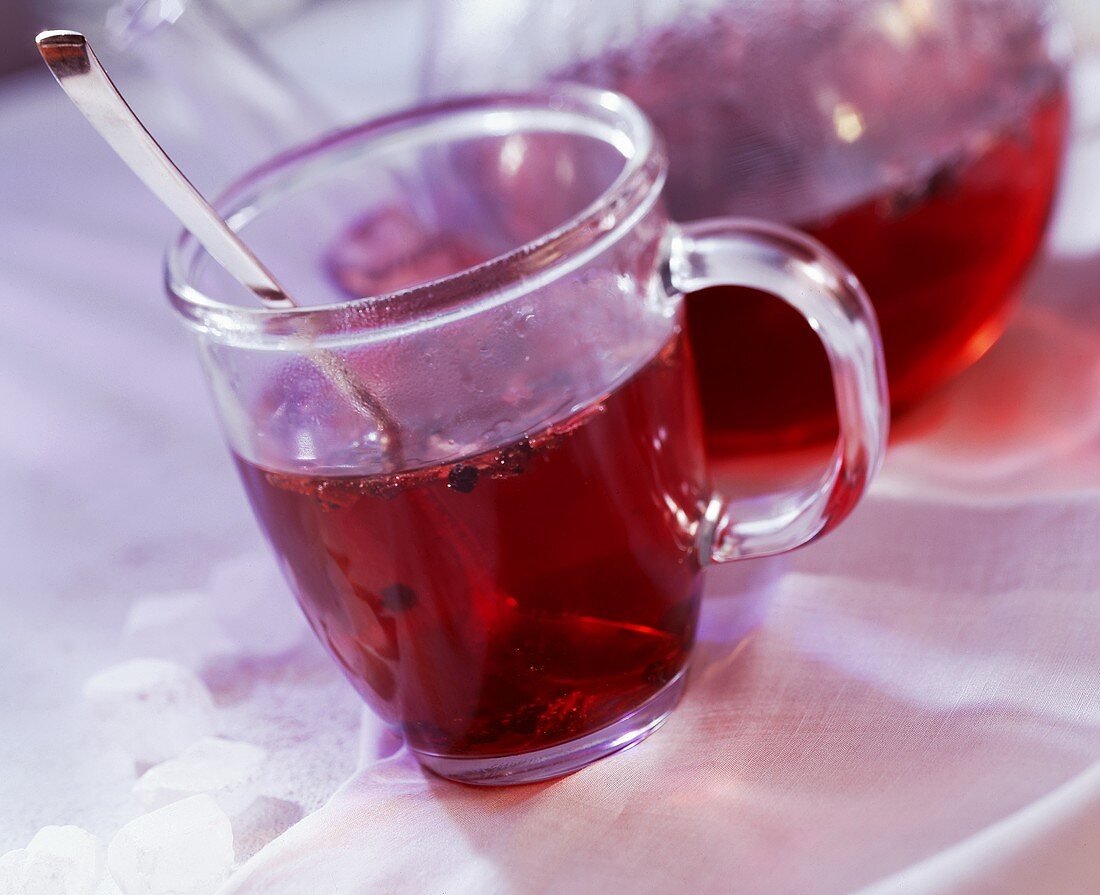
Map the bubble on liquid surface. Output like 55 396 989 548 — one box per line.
492 437 535 478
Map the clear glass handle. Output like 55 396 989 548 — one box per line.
666 218 889 563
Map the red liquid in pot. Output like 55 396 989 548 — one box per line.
687 91 1070 452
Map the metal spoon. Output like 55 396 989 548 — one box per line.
36 29 294 309
36 29 405 461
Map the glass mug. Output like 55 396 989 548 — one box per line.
166 86 888 784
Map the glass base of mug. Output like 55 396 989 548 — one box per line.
412 669 687 786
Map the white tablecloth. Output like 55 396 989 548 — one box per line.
1 49 1098 895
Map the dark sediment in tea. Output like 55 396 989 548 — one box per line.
235 332 709 758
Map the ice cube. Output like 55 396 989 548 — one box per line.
107 796 233 895
83 660 216 765
121 594 233 668
132 737 267 818
21 826 101 895
207 553 305 657
0 849 28 894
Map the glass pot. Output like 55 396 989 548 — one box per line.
423 0 1072 453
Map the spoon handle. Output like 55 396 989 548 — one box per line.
36 30 295 309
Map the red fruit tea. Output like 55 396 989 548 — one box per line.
235 331 709 758
687 90 1070 452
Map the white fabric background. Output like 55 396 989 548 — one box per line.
1 36 1098 895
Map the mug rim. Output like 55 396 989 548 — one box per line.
164 84 667 347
